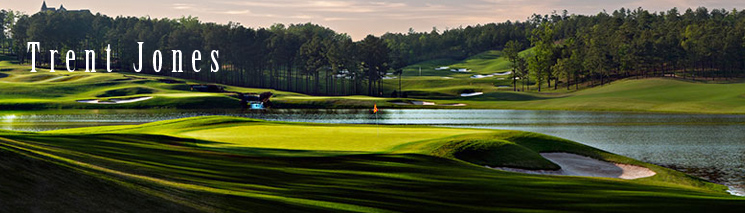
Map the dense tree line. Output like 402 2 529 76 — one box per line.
3 7 745 96
381 23 531 65
0 10 395 96
506 7 745 91
0 9 533 96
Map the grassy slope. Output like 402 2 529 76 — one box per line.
0 58 304 110
0 147 197 212
4 55 745 113
48 116 493 151
399 49 534 78
3 116 743 212
386 50 527 98
456 78 745 113
381 49 745 114
48 117 733 190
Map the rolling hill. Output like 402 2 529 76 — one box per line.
1 116 743 212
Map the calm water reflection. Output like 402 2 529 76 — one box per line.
1 109 743 195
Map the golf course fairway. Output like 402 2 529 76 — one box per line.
4 55 745 114
2 116 743 212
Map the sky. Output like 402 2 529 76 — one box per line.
4 0 745 40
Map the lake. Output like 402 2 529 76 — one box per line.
1 109 743 195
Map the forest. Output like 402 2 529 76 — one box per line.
2 7 745 96
508 7 745 92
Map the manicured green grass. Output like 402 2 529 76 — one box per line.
378 48 745 114
463 78 745 113
0 59 305 110
387 49 533 98
447 50 511 75
46 116 731 191
49 116 492 151
400 48 533 78
2 116 743 212
4 55 745 113
285 77 745 114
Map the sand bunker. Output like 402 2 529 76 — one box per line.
491 152 656 180
728 187 745 197
471 71 512 79
494 71 512 76
77 96 153 104
460 92 484 97
439 103 467 106
390 101 466 106
450 68 471 73
411 101 436 105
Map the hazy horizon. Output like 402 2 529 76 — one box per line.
4 0 745 40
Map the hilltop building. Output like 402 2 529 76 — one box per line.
40 1 90 14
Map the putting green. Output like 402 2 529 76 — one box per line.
2 116 743 212
180 124 490 151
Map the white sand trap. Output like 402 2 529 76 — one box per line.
494 71 512 76
470 74 491 79
450 68 471 73
440 103 467 106
492 152 656 180
471 72 511 79
77 96 153 104
411 101 436 105
728 186 745 196
460 92 484 97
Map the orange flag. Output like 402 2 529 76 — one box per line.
373 104 378 113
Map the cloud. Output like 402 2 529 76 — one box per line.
288 15 313 19
94 0 745 40
220 0 407 13
221 10 251 15
172 3 195 10
311 1 355 8
6 0 745 41
323 17 358 21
